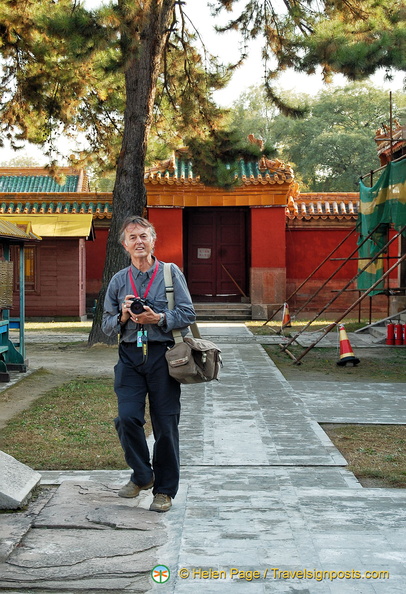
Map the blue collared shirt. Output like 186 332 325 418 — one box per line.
102 259 196 343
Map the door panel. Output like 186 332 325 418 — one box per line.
186 208 248 301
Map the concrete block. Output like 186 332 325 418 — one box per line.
251 303 279 320
251 304 267 320
0 451 41 509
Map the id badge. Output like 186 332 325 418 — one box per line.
137 330 147 348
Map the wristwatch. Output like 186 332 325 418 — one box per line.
157 312 166 327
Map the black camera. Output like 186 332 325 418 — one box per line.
129 297 147 315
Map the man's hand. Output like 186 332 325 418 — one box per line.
129 305 160 325
120 294 135 325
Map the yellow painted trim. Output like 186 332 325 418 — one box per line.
0 218 41 240
146 192 289 207
0 214 93 237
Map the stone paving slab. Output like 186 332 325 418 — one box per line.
179 343 347 467
292 381 406 424
0 450 41 509
154 474 406 594
293 331 383 348
0 487 53 563
150 339 406 593
33 480 161 531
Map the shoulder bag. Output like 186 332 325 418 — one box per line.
163 263 222 384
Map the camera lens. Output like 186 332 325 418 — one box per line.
130 299 145 315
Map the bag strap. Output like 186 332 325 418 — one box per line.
163 262 201 342
163 262 175 310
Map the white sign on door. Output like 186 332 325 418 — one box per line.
197 248 211 259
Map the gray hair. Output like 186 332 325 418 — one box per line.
119 216 157 244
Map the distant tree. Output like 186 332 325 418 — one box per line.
229 83 406 191
0 155 41 168
89 171 116 192
227 86 279 143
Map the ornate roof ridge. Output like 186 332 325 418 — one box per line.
145 143 295 186
0 197 112 219
0 218 41 241
374 120 405 157
286 189 359 220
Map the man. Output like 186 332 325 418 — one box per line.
102 216 195 512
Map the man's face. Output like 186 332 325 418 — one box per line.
122 223 155 259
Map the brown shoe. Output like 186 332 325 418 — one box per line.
149 493 172 513
118 478 154 498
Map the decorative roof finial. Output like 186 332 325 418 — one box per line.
247 134 264 152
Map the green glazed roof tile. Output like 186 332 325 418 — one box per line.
0 174 80 193
145 155 295 183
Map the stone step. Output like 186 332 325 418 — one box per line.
194 302 252 320
355 309 406 335
354 309 406 344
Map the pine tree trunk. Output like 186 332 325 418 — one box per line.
88 0 175 346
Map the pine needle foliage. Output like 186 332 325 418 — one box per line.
212 0 406 113
185 127 277 188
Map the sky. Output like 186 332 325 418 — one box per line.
1 0 403 165
178 1 404 105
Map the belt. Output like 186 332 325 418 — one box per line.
121 340 173 347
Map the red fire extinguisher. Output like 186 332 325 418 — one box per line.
386 323 395 345
394 323 403 346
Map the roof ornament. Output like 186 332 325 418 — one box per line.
374 119 405 164
247 134 264 151
247 133 294 180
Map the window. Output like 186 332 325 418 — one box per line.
11 244 38 292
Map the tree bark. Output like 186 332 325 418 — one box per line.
88 0 175 346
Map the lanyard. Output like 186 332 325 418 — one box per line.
128 259 159 299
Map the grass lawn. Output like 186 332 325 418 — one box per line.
0 377 137 470
322 424 406 488
22 321 93 333
247 317 367 335
263 344 406 383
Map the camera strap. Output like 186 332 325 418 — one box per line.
128 259 159 300
128 260 159 363
137 328 148 362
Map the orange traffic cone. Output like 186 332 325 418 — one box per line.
282 302 291 328
337 324 360 367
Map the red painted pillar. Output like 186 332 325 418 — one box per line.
148 208 184 269
250 207 286 316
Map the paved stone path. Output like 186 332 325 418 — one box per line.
0 324 405 592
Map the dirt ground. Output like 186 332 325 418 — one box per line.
0 340 118 429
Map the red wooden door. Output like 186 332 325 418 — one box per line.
185 208 248 301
